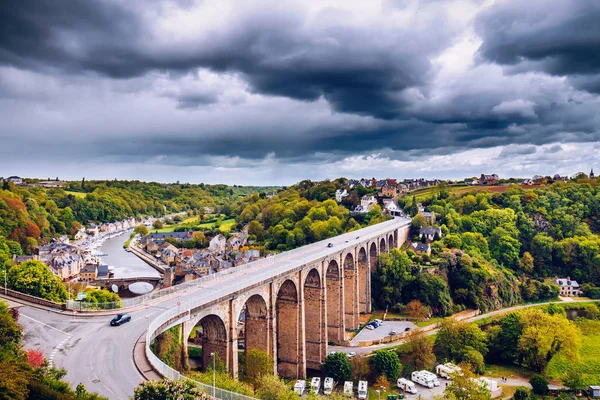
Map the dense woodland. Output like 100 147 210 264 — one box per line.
230 181 387 251
368 177 600 317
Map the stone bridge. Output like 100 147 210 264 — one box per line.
146 217 411 381
93 276 162 291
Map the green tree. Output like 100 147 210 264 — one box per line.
372 351 401 381
7 260 68 302
256 374 299 400
412 214 427 229
152 220 164 230
529 375 548 396
517 309 580 372
134 225 149 236
322 353 351 382
562 369 585 394
512 387 530 400
404 329 436 371
435 319 487 363
134 379 207 400
372 249 413 308
440 363 491 400
241 349 273 389
350 356 371 381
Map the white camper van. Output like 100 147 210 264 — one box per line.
435 364 455 378
344 381 354 397
311 377 321 394
324 377 335 395
421 370 440 386
293 380 306 395
411 371 435 388
397 378 418 394
358 381 368 399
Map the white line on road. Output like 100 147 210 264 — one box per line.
21 313 73 368
89 340 123 400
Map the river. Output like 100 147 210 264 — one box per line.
97 232 160 279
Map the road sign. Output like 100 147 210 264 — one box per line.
76 292 87 300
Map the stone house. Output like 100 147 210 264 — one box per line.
555 277 581 297
419 227 442 241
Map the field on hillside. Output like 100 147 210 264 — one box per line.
64 190 87 198
545 319 600 385
154 216 237 233
407 184 544 202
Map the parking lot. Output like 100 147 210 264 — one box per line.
350 320 418 345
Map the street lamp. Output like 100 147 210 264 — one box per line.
210 352 216 398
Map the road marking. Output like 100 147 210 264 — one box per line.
89 340 123 400
21 313 73 368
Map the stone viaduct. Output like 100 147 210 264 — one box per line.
149 218 411 380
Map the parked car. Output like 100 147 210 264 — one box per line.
389 330 397 335
404 327 411 332
329 351 336 356
366 324 375 330
348 352 356 358
110 313 131 326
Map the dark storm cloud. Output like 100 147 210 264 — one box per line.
0 0 439 119
475 0 600 93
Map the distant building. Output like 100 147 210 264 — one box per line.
80 263 98 282
142 231 194 246
555 277 580 297
209 234 227 253
6 176 24 185
335 189 349 203
412 242 431 255
591 169 595 179
419 227 442 241
479 174 498 185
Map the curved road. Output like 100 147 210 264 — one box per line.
13 218 409 399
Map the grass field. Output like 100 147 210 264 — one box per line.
64 190 87 198
545 319 600 385
154 216 236 233
406 184 544 202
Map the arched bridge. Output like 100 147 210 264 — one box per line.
146 217 411 380
93 276 162 291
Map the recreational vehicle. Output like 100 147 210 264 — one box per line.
421 370 440 386
344 381 354 397
411 371 435 388
311 377 321 394
293 380 306 395
397 378 418 394
358 381 368 399
324 377 334 395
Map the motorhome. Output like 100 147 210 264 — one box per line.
324 377 335 395
397 378 418 394
358 381 368 399
411 371 435 388
435 364 455 378
311 377 321 394
344 381 354 397
293 380 306 395
475 377 499 392
421 370 440 386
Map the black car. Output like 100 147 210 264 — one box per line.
327 243 333 247
110 313 131 326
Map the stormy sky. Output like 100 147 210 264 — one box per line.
1 0 599 185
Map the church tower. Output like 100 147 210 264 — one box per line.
591 169 595 179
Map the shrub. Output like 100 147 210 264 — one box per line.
372 351 402 381
529 375 548 396
322 353 351 382
512 387 530 400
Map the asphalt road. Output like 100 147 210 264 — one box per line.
14 217 410 399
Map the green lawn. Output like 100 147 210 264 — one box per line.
545 319 600 385
154 217 237 233
64 190 87 198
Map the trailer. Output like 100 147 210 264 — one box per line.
311 377 321 394
344 381 354 397
436 363 461 378
293 380 306 395
358 381 368 399
324 377 335 395
397 378 418 394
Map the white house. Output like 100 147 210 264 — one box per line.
360 195 377 210
209 234 227 253
335 189 349 203
555 277 581 297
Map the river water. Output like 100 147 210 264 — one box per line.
98 233 160 279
